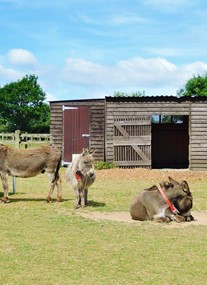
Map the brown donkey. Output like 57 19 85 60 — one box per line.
0 144 62 203
130 177 193 223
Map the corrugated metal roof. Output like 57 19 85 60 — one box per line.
50 96 207 104
49 98 104 103
105 95 207 102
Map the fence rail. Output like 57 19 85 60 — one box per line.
0 131 50 147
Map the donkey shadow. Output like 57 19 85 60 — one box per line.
87 200 105 208
0 192 104 206
0 192 71 203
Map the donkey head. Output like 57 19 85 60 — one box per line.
78 148 96 180
167 177 193 221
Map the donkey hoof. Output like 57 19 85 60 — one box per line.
74 205 81 209
156 217 167 223
56 196 62 202
1 198 10 203
175 215 185 223
185 215 194 222
45 197 52 203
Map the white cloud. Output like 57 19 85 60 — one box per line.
62 57 178 87
0 64 23 82
61 56 207 96
1 51 207 100
7 49 37 66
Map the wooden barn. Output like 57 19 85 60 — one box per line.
50 96 207 170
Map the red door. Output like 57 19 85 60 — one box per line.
63 106 90 164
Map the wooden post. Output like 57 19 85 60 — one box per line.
13 177 16 194
15 130 21 148
13 130 21 194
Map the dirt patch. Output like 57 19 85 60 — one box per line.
97 168 207 182
79 211 207 227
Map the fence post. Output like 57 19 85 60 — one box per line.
13 130 21 194
15 130 21 148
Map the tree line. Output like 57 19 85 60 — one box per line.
1 72 207 133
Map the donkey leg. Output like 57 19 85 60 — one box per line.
74 188 81 209
55 175 62 202
46 183 55 203
84 188 88 205
130 199 150 221
46 173 56 203
1 173 10 203
80 190 86 207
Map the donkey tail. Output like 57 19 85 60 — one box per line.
52 153 62 183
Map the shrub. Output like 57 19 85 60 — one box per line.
94 161 116 170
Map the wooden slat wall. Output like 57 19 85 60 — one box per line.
50 97 207 170
50 100 105 161
105 101 190 165
190 102 207 170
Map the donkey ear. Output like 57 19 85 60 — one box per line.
82 148 88 156
181 180 190 192
168 177 179 185
89 148 95 154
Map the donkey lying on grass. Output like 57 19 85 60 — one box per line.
65 149 96 209
0 144 62 203
130 177 194 223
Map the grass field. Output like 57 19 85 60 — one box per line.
0 167 207 285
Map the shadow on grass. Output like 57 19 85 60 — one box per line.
87 200 105 208
0 192 71 203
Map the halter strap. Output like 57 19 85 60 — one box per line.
158 186 179 214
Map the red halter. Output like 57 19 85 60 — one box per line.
158 186 179 214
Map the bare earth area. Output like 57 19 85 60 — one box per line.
80 168 207 227
96 167 207 182
79 211 207 227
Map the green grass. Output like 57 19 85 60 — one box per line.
0 169 207 285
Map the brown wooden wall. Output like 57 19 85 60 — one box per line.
50 99 105 162
190 101 207 170
105 97 190 168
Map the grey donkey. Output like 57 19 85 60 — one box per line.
65 149 96 208
130 177 194 223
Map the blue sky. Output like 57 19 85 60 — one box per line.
1 0 207 101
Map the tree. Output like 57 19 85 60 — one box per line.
0 74 50 133
178 72 207 97
113 91 144 97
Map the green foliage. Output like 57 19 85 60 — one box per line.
0 74 50 133
178 72 207 97
113 90 144 97
95 161 116 170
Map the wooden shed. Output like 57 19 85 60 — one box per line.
50 96 207 170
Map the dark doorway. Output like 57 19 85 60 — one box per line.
63 106 90 164
152 115 189 169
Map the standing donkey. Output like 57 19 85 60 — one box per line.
65 149 96 208
0 144 62 203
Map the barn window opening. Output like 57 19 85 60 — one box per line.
152 115 185 124
151 115 189 169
